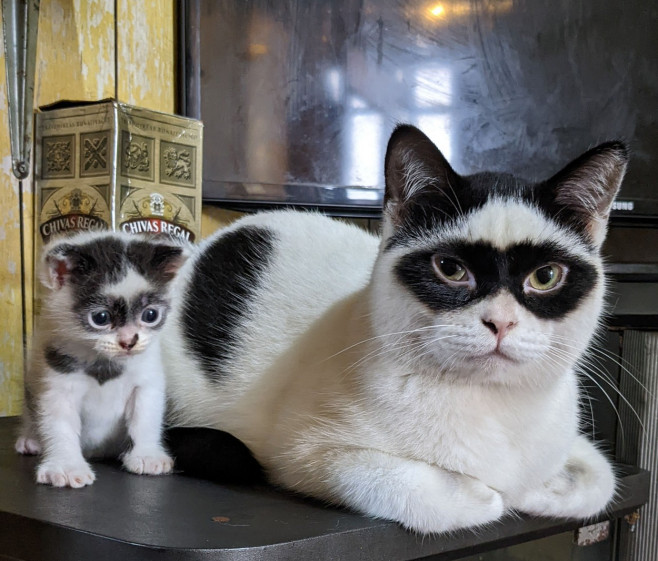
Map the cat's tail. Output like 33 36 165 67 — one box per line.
164 427 266 485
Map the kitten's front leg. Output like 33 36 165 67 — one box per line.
283 448 505 534
513 435 615 519
35 383 95 488
122 383 173 476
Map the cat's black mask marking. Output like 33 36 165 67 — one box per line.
396 241 598 319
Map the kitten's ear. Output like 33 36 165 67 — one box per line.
384 124 459 230
545 141 629 248
150 244 189 282
41 243 94 290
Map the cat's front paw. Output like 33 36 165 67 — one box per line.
446 476 506 530
36 460 96 488
15 436 41 455
123 448 174 476
515 439 615 519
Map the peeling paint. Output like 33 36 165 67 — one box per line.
0 22 24 416
117 0 175 113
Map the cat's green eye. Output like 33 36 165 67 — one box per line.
432 256 473 287
526 264 566 292
89 310 111 329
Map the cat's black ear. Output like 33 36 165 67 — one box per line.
384 124 460 230
41 243 95 290
150 244 188 282
544 141 629 248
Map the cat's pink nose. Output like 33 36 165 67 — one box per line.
482 318 517 341
119 334 138 350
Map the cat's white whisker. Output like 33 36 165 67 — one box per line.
321 324 459 363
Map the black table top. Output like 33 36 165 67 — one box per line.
0 417 649 561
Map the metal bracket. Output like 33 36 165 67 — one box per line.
2 0 40 179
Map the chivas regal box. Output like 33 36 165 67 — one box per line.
34 100 203 248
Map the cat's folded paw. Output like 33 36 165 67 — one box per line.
387 466 505 534
514 441 615 519
447 477 506 530
15 436 41 455
36 460 95 488
123 448 174 476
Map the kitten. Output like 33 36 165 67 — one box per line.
163 125 627 533
16 231 187 488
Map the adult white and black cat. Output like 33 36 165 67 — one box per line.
163 125 627 533
17 232 186 487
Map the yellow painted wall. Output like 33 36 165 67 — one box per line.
0 23 24 416
0 0 176 416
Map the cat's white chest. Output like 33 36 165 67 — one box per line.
79 375 133 450
366 371 579 497
79 347 161 453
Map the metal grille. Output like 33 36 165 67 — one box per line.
617 330 658 561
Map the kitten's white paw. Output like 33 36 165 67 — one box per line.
123 448 173 475
15 436 41 455
36 460 95 488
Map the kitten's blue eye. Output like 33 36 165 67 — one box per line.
432 255 474 287
141 308 160 325
89 310 111 328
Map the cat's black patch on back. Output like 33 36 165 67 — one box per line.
182 226 275 381
44 346 79 373
396 241 598 319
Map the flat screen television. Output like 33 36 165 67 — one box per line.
180 0 658 221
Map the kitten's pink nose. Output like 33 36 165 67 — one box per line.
119 334 139 350
482 318 517 341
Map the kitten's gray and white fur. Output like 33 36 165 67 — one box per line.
164 125 628 533
16 231 187 488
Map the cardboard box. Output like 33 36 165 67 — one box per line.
34 100 203 247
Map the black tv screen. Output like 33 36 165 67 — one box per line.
181 0 658 220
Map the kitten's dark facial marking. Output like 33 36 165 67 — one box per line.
79 291 169 334
44 345 123 384
86 357 124 385
129 292 169 329
48 238 184 307
396 241 598 319
182 226 275 382
44 346 79 374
